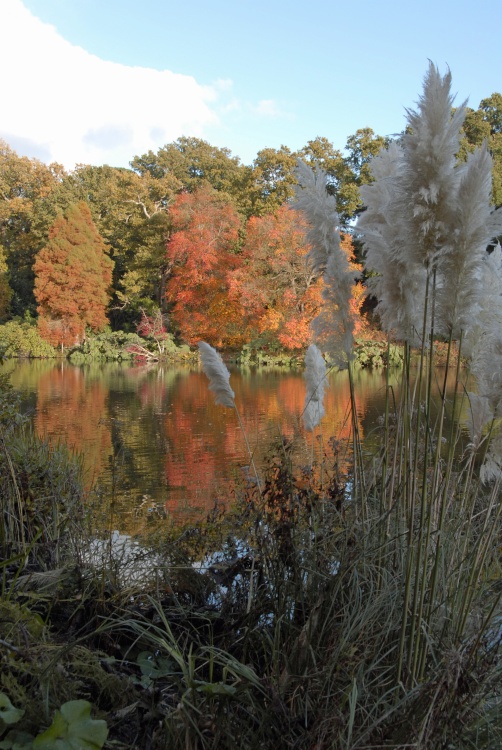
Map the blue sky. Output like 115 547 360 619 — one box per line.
1 0 501 169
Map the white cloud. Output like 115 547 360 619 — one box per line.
217 98 289 119
0 0 222 169
253 99 286 118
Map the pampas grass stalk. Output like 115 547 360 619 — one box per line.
198 341 236 408
295 160 365 510
303 344 327 434
358 63 502 693
303 343 328 489
198 341 262 615
146 65 502 748
294 159 358 368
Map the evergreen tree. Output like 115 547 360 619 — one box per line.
34 202 113 350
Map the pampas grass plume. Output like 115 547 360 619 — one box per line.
294 159 357 366
303 344 327 431
198 342 235 408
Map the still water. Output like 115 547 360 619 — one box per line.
1 358 469 532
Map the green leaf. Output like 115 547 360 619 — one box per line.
0 729 35 749
194 681 237 697
33 700 108 750
137 651 176 679
0 695 25 727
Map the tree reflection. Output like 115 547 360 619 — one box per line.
3 360 402 534
34 363 111 487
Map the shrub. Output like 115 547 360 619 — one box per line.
353 337 404 368
0 321 56 358
68 329 144 363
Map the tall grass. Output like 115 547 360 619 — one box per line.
142 62 501 748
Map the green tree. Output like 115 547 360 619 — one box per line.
344 128 390 186
460 93 502 206
131 136 255 216
0 140 63 315
0 246 12 321
251 145 299 214
49 164 178 321
300 137 357 221
251 134 388 223
34 202 113 350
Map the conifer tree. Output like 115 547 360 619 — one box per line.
34 202 113 350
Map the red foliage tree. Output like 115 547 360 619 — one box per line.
165 186 244 347
34 202 113 349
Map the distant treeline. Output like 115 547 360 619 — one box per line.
0 93 500 351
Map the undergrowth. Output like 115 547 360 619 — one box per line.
1 392 501 748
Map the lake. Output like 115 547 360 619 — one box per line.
1 358 470 533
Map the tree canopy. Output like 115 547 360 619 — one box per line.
165 186 244 347
34 202 113 349
1 90 501 351
460 93 502 206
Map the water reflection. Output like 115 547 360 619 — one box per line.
2 359 471 533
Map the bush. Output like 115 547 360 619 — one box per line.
68 330 145 363
353 337 404 368
68 329 194 363
237 340 301 367
0 321 56 358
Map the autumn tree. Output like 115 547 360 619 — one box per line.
340 232 367 336
34 202 113 349
229 206 322 349
230 208 366 351
165 186 243 347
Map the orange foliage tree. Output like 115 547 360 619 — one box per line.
229 209 366 351
229 206 322 350
165 186 244 347
340 232 367 337
34 202 113 349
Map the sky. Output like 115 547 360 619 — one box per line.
1 0 501 171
